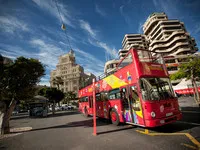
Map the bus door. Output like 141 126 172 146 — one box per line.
96 93 103 117
88 96 93 114
101 92 108 119
121 85 141 124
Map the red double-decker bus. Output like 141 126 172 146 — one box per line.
79 48 182 127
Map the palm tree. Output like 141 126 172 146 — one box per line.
52 76 64 90
64 91 76 105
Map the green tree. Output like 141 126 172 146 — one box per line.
38 87 64 114
52 76 64 90
170 57 200 106
64 91 76 105
0 57 45 134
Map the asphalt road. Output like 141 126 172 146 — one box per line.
0 97 200 150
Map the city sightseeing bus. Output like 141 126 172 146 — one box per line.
78 48 182 127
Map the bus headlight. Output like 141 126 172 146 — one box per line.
151 112 156 118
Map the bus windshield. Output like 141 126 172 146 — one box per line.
139 77 175 101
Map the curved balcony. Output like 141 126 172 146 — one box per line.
151 24 183 40
150 36 187 51
143 14 167 34
148 20 180 38
153 42 189 53
150 30 187 46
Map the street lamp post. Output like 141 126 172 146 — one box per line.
92 78 97 136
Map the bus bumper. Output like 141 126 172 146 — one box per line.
145 113 182 127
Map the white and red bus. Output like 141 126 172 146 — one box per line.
79 48 182 127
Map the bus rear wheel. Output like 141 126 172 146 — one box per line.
110 109 120 125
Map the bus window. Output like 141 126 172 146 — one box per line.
80 97 83 102
108 88 120 100
96 93 101 101
101 92 108 101
89 96 93 108
140 78 175 101
85 96 88 102
117 53 133 69
130 86 140 111
120 88 128 108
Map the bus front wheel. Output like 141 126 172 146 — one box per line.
110 109 120 125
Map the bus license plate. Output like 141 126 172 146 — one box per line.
166 112 173 117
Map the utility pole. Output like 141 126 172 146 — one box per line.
92 78 97 136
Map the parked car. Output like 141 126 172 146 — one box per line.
60 104 67 110
12 110 19 115
67 105 74 110
55 106 62 111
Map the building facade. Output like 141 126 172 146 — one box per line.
119 34 148 59
50 50 95 95
104 12 198 78
104 59 120 75
143 12 198 56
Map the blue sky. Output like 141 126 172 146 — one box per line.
0 0 200 86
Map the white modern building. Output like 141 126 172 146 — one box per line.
119 34 148 59
143 12 198 56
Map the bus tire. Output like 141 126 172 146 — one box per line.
84 107 89 117
110 108 120 126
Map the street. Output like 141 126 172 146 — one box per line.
0 97 200 150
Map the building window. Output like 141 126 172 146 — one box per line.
73 80 77 84
73 86 77 91
167 66 178 71
177 58 189 62
165 59 175 63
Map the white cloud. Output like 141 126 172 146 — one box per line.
137 22 143 33
0 16 29 34
152 0 180 18
0 44 37 58
193 24 200 34
95 4 106 17
152 0 158 7
119 5 124 15
79 20 117 59
32 0 75 28
88 38 118 59
79 20 97 39
119 5 131 25
38 80 50 86
96 41 118 58
30 38 64 70
69 48 105 76
74 48 104 68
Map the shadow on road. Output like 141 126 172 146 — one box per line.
47 111 80 118
149 122 199 133
181 107 200 124
11 118 109 133
98 126 136 135
10 115 29 120
11 111 80 120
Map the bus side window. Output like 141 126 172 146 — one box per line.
101 92 108 101
96 93 101 101
108 88 120 100
89 96 93 108
85 97 88 102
